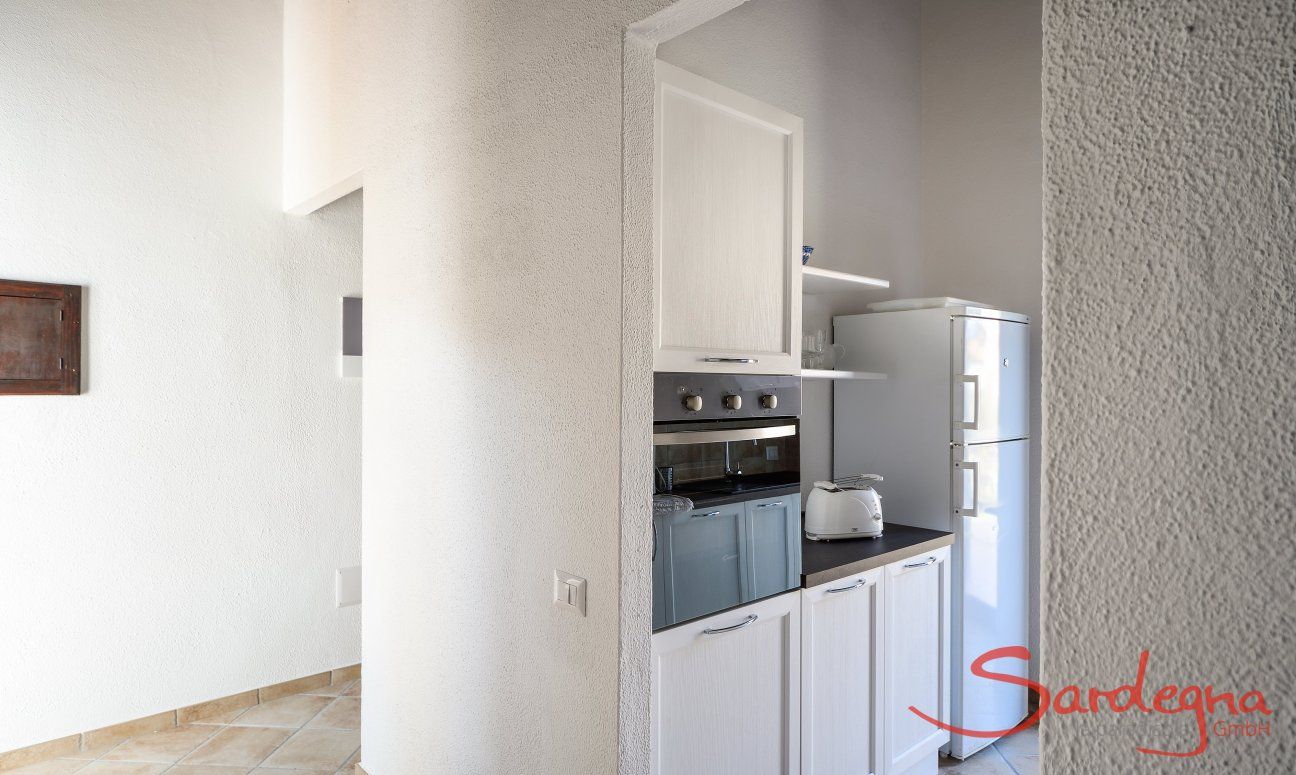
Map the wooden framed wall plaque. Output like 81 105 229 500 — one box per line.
0 279 81 395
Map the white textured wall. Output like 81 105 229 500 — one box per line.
919 0 1043 678
658 0 923 500
357 1 670 772
1043 0 1294 770
0 0 362 753
283 0 363 214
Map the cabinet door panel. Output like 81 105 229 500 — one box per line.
654 61 802 375
951 316 1029 443
884 548 951 773
802 571 883 775
663 503 747 625
652 592 801 775
746 494 802 601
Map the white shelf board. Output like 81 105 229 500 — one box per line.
801 265 891 295
801 369 887 381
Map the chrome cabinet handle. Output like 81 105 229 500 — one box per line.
826 579 867 594
755 501 785 509
903 556 938 569
703 614 758 635
955 374 979 430
692 510 721 519
703 357 757 363
954 460 979 517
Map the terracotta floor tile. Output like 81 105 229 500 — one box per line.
229 695 332 728
307 698 359 730
63 741 119 760
338 747 360 771
248 770 332 775
73 764 169 775
2 760 89 774
341 682 359 698
188 707 247 726
303 681 353 698
258 729 359 772
100 725 217 764
164 766 253 774
178 727 291 768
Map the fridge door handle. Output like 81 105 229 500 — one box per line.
954 460 978 517
955 374 979 430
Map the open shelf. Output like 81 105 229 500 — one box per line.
801 369 887 381
802 265 891 295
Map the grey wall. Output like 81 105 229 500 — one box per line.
1043 0 1294 770
659 0 923 502
919 0 1043 678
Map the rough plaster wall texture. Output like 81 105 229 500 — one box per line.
1042 0 1294 771
357 1 669 772
0 0 362 752
283 0 364 213
918 0 1043 679
658 0 922 498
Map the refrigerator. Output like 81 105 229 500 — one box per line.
832 303 1029 760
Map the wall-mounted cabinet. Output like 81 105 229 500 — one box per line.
654 61 802 375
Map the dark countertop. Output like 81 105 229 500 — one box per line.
801 522 955 588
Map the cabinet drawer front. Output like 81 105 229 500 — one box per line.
652 592 801 775
802 569 883 775
884 547 951 772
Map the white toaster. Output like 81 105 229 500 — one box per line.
804 475 884 540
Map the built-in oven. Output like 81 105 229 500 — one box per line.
652 373 802 631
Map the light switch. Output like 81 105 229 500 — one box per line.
336 566 361 608
553 570 587 616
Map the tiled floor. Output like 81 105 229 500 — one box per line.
6 682 361 775
939 726 1039 775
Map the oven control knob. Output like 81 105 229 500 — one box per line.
760 394 778 410
723 394 742 411
683 394 703 412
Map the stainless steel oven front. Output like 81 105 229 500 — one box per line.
651 373 802 631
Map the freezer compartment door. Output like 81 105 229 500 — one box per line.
951 316 1029 444
949 439 1029 758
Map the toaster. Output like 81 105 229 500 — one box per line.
804 475 884 540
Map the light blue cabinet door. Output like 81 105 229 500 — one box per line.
652 513 668 630
745 494 802 601
659 502 748 627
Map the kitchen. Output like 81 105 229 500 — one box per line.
646 2 1040 774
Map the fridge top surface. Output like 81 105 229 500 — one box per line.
839 303 1029 325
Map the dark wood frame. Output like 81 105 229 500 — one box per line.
0 279 82 395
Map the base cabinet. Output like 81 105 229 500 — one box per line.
651 591 802 775
651 547 950 775
882 547 951 773
801 569 884 775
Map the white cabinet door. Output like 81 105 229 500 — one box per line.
801 570 884 775
652 591 801 775
883 547 951 773
654 61 802 375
